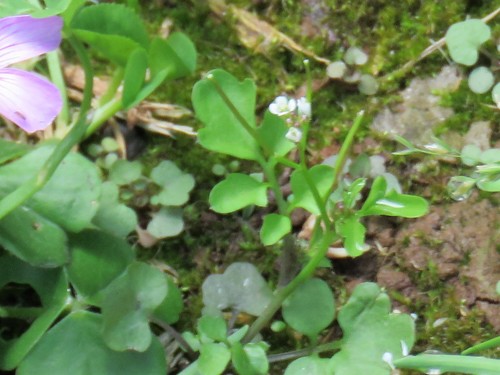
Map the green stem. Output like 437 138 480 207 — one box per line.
394 354 500 374
206 73 270 155
323 111 364 200
0 36 93 220
85 97 122 138
462 336 500 355
47 51 69 132
98 68 124 107
243 230 337 342
0 306 44 320
268 340 342 363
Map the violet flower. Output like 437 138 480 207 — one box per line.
0 15 63 133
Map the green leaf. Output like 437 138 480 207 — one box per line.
65 230 134 301
0 139 30 165
198 315 227 342
0 0 39 17
231 342 269 375
109 160 143 186
0 256 68 370
461 144 482 166
198 343 231 375
394 354 500 375
227 326 249 345
336 216 367 256
17 311 167 375
31 0 72 17
445 19 491 66
209 173 268 214
101 262 167 352
330 283 415 375
290 165 334 215
479 148 500 164
202 262 272 316
122 48 148 108
150 161 195 206
360 177 428 218
468 67 494 94
285 356 333 375
152 275 183 325
0 206 68 267
260 214 291 246
149 33 197 79
492 82 500 106
193 69 260 160
358 74 379 95
282 278 335 339
256 112 295 157
147 207 184 238
0 145 101 233
72 4 149 65
476 176 500 192
92 182 138 237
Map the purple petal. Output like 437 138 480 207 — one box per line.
0 68 62 133
0 15 62 68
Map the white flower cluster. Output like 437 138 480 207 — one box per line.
269 95 311 118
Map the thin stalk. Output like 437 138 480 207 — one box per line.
261 159 288 215
394 354 500 374
243 230 337 342
47 51 69 132
85 97 122 137
206 74 270 155
323 111 364 201
0 36 93 220
98 67 124 107
462 336 500 355
268 340 342 363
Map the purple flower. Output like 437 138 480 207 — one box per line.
0 15 63 133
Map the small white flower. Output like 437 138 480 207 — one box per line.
285 127 302 143
296 97 311 118
269 95 296 116
382 352 395 370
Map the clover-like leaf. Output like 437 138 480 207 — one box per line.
146 207 184 238
330 283 415 375
193 69 260 160
282 278 335 339
209 173 268 213
290 165 334 215
150 161 195 206
468 66 494 94
202 262 272 316
336 216 367 256
285 356 332 375
231 342 269 375
65 229 134 301
101 262 167 352
17 311 166 375
445 19 491 66
92 182 137 237
109 160 143 186
260 214 291 246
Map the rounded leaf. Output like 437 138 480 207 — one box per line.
445 19 491 66
468 67 494 94
260 214 291 246
282 278 335 338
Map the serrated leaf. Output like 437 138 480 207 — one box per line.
290 165 334 215
66 229 134 301
193 69 260 160
445 19 491 66
101 262 167 352
330 283 415 375
17 311 167 375
209 173 268 213
260 214 291 246
282 278 335 339
146 207 184 238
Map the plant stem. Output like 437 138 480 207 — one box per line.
394 354 500 374
46 51 69 133
323 111 364 201
261 159 288 215
98 68 124 107
268 340 342 363
243 230 337 342
0 36 93 220
85 97 122 137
